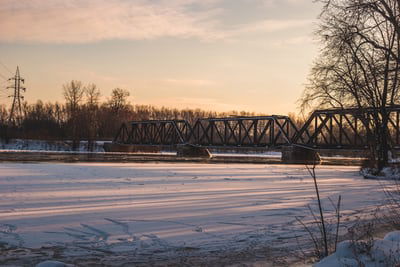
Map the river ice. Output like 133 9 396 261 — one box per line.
0 163 390 265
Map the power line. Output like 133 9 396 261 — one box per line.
0 60 13 75
0 80 10 98
0 72 8 81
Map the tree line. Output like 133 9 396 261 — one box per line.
0 80 262 149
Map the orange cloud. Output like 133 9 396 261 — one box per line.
0 0 314 44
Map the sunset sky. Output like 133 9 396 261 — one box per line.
0 0 321 114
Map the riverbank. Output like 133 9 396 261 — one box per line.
0 150 365 166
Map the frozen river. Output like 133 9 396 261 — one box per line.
0 163 390 265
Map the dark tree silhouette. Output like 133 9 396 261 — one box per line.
301 0 400 170
63 80 85 150
0 81 260 149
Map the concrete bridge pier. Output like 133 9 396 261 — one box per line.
176 144 211 158
103 143 161 153
281 145 321 164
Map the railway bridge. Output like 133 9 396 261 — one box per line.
111 106 400 160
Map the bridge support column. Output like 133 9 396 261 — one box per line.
281 145 321 164
176 144 211 158
103 143 161 153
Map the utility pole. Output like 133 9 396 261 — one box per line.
8 66 25 125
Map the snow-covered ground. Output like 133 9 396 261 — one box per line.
0 139 282 158
0 139 106 152
0 163 392 265
211 151 282 158
316 231 400 267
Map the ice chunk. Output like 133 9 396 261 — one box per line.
35 260 68 267
384 231 400 242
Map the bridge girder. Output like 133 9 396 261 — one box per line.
114 116 299 148
114 107 400 149
293 106 400 149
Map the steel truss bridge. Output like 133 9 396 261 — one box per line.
114 106 400 149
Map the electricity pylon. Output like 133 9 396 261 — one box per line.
8 66 25 125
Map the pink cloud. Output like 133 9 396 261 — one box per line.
0 0 313 44
0 0 224 43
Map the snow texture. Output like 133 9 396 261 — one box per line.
0 139 284 158
35 260 69 267
0 139 106 152
0 163 393 264
361 166 400 180
211 151 282 158
315 231 400 266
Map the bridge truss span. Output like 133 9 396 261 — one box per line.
114 106 400 150
114 120 192 146
293 106 400 149
187 116 298 147
115 116 300 148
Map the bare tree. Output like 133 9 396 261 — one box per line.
85 83 101 151
108 88 130 113
63 80 85 150
301 0 400 170
86 83 101 108
63 80 84 112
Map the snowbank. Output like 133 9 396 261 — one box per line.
361 166 400 180
0 139 106 152
211 151 282 158
315 231 400 266
36 260 71 267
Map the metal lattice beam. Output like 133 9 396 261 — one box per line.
114 107 400 149
292 106 400 149
114 116 298 148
